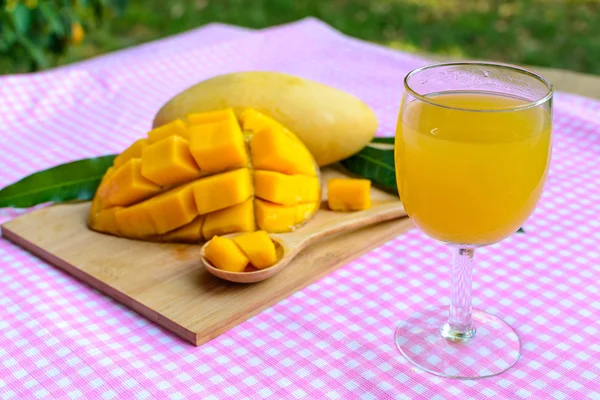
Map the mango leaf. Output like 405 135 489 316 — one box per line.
371 136 395 144
0 155 115 208
340 142 397 194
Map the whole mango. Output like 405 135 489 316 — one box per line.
152 71 378 167
89 108 321 243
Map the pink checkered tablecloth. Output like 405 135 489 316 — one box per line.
1 17 599 399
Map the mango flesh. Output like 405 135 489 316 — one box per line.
327 178 372 211
114 139 147 167
254 170 320 206
191 168 253 215
141 135 202 186
202 198 255 240
146 185 197 234
157 215 204 243
89 108 321 242
188 115 248 173
115 202 156 238
92 207 121 233
249 126 317 177
187 108 235 125
254 199 319 233
152 71 378 167
204 235 249 273
147 119 189 143
105 159 160 207
240 108 285 135
232 231 278 270
88 167 116 220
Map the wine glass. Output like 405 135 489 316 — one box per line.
394 61 553 379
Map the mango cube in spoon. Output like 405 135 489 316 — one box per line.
233 230 277 269
205 235 249 272
327 178 372 211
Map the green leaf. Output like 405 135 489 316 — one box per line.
47 32 66 54
371 136 395 144
0 25 17 51
0 155 116 208
340 141 397 194
108 0 128 15
17 35 49 69
92 1 104 22
38 3 65 36
10 3 32 34
517 227 526 234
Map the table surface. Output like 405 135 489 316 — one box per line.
0 18 599 400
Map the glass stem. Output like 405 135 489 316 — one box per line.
440 247 476 342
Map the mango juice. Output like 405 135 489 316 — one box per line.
395 92 551 245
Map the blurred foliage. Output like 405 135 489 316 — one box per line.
2 0 600 75
0 0 127 72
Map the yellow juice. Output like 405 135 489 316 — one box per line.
395 92 551 245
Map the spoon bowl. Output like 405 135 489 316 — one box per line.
201 234 292 283
200 201 407 283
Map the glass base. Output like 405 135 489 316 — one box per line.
395 306 521 379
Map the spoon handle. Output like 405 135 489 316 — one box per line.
275 202 407 253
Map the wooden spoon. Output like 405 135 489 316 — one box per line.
200 201 407 283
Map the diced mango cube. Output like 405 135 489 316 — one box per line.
189 117 248 173
107 159 161 207
114 139 148 167
327 178 371 211
254 199 319 233
92 207 121 234
147 119 189 143
141 136 201 186
146 185 198 234
297 202 319 221
240 108 285 134
204 235 249 273
191 168 252 215
232 230 277 269
90 166 117 214
250 126 317 176
254 170 320 206
100 165 116 184
202 198 255 240
157 215 204 243
187 108 236 126
115 203 157 238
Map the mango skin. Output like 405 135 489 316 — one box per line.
152 71 378 167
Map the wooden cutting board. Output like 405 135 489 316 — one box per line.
1 167 413 346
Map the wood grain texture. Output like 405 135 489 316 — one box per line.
203 197 407 283
1 168 414 346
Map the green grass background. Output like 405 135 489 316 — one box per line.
7 0 600 75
